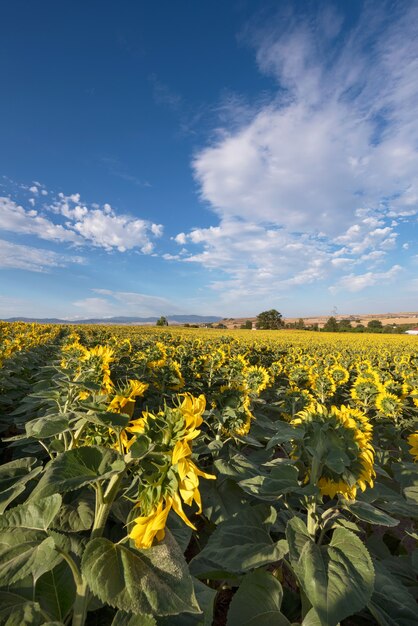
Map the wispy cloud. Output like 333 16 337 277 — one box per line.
0 238 85 272
173 2 418 302
72 288 182 317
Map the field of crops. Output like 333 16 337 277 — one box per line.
0 321 417 626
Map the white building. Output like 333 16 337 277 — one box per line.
405 327 418 335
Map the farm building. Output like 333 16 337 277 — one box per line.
405 327 418 335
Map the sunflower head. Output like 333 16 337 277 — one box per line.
375 391 403 419
291 403 375 500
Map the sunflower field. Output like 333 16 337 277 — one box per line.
0 322 417 626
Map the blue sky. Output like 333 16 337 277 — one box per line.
1 0 417 319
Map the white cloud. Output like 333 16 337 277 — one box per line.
0 197 81 244
0 190 163 254
176 3 418 303
0 239 85 272
329 265 402 294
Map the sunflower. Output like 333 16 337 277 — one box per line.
291 403 375 500
279 388 316 421
244 365 271 394
108 379 149 418
375 391 403 419
147 341 167 369
407 432 418 462
350 376 383 408
327 364 350 386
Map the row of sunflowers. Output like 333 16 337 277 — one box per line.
0 322 417 626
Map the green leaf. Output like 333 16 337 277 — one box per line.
287 519 374 626
342 500 399 527
201 477 250 524
83 410 131 430
190 506 288 576
25 415 69 439
0 533 61 585
302 608 323 626
0 458 43 513
367 560 418 625
0 495 62 532
35 561 76 622
226 569 291 626
0 594 48 626
30 447 125 498
111 612 156 626
156 578 216 626
266 422 303 449
239 464 300 501
51 497 94 532
214 453 262 480
81 531 199 616
166 510 192 553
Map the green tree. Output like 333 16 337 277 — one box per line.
323 316 339 332
367 320 382 332
156 316 168 326
240 320 253 329
256 309 284 330
338 319 352 332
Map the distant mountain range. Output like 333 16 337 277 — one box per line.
1 315 222 325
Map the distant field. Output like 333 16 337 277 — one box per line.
221 311 418 329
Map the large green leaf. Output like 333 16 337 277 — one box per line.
25 414 69 439
83 410 131 430
0 532 61 585
238 464 300 501
201 477 250 524
158 579 216 626
190 505 288 576
367 560 418 625
226 569 291 626
287 518 374 626
51 497 94 533
35 561 76 622
302 608 323 626
0 495 62 532
30 447 125 498
342 500 399 527
166 510 192 553
81 531 200 616
0 593 50 626
214 452 262 480
111 612 156 626
266 421 304 448
0 458 43 514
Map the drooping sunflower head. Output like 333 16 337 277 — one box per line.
108 379 149 418
213 387 254 437
291 403 375 500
